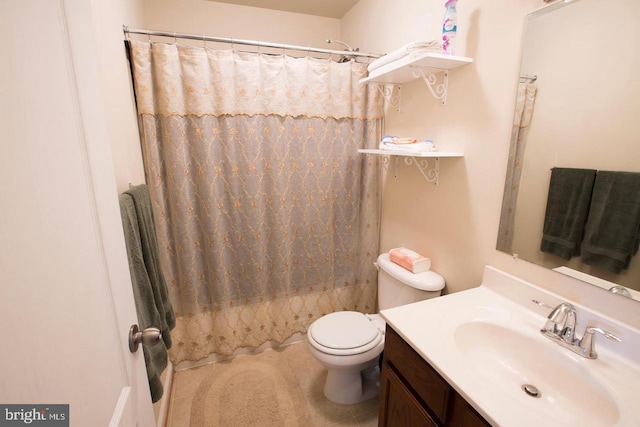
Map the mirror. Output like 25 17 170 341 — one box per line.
497 0 640 296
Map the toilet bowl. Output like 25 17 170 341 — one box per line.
307 311 385 405
307 253 445 405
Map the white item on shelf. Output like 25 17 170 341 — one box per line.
378 135 436 153
359 149 462 158
368 40 441 73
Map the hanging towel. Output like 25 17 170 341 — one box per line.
120 184 175 403
540 168 597 260
124 184 176 347
581 171 640 274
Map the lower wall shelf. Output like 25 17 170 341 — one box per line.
358 149 464 185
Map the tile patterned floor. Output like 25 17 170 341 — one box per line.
167 340 380 426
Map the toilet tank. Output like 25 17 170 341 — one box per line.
376 253 445 310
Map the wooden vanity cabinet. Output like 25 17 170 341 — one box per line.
379 326 491 427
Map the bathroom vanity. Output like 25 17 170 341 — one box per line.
379 325 489 426
379 266 640 426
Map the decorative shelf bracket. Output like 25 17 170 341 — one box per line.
381 154 440 185
359 52 472 106
412 68 449 105
406 156 440 185
376 84 401 112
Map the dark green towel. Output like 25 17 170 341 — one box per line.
540 168 596 260
120 184 175 403
124 185 176 347
581 171 640 273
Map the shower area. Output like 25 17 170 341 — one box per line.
126 31 384 365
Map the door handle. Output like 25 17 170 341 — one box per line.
128 324 162 353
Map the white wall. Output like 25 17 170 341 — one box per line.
140 0 341 53
106 0 638 323
91 0 147 193
341 1 436 54
342 0 542 294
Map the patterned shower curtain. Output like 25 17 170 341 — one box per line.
128 40 383 364
497 81 537 253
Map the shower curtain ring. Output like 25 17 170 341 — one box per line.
173 32 177 44
147 29 151 43
202 34 206 48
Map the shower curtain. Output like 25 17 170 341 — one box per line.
497 81 537 253
128 40 383 363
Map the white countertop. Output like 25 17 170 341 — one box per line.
380 266 640 426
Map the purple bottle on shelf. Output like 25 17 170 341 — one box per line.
442 0 458 55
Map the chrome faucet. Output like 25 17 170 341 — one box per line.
542 302 577 344
532 300 621 359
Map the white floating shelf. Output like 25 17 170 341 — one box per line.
360 52 473 105
358 149 463 158
359 149 464 185
359 52 473 85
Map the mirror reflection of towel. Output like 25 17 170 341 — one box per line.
581 171 640 273
540 168 596 260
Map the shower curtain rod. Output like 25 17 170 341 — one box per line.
123 26 381 60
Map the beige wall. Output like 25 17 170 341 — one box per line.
140 0 341 52
106 0 636 305
342 1 437 54
91 0 147 192
343 0 548 294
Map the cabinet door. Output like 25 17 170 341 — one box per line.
384 326 450 423
379 363 437 427
447 392 492 427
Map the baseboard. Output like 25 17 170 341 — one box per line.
153 362 174 427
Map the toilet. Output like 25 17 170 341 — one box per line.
307 252 445 405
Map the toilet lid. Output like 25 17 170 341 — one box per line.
309 311 380 350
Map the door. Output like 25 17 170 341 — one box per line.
0 0 155 426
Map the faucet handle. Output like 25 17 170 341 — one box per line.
532 299 554 310
578 326 622 359
532 300 557 334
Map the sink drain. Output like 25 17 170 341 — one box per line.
521 384 541 398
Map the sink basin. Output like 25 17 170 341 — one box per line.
454 321 619 426
381 266 640 426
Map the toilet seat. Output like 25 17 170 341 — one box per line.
308 311 383 356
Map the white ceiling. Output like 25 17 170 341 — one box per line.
212 0 360 19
